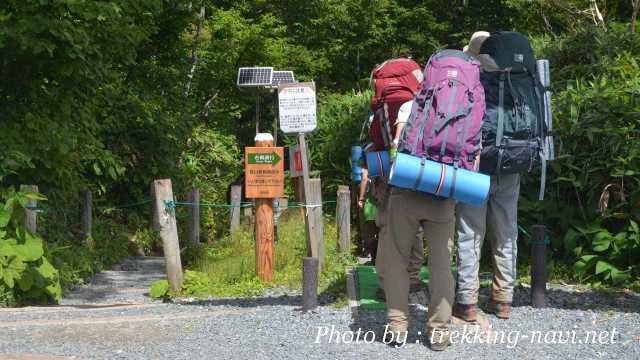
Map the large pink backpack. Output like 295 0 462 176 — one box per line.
399 50 485 171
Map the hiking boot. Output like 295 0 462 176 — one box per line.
426 327 451 351
485 299 512 319
383 325 407 348
452 303 478 322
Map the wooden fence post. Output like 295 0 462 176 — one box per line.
336 185 351 253
20 185 38 234
243 206 254 227
150 184 160 231
298 134 322 263
82 190 92 238
230 185 242 232
188 187 200 245
152 179 184 291
308 178 324 267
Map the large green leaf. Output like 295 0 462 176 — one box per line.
563 228 580 254
0 209 12 228
591 231 611 252
14 233 44 262
16 270 34 292
36 257 57 280
595 260 613 275
610 268 631 284
574 254 598 275
0 241 17 258
3 257 27 289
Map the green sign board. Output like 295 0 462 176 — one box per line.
247 152 281 165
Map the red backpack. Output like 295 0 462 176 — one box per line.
369 58 422 150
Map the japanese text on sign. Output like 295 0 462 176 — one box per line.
245 147 285 198
278 82 317 134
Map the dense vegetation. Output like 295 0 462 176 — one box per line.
1 0 639 304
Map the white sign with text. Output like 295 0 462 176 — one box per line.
278 82 317 134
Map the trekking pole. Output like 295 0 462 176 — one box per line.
530 225 548 308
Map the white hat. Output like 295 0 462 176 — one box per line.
464 31 490 57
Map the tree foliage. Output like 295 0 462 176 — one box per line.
0 0 639 293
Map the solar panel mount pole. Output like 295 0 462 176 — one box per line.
255 96 260 135
272 94 278 145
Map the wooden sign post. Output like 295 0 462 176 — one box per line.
279 81 319 309
245 134 284 282
278 82 319 259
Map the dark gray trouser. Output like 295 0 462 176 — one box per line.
456 173 520 304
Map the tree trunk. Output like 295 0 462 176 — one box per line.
632 0 640 33
183 6 205 98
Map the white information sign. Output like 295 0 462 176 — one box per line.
278 82 317 134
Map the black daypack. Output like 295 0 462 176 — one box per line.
478 31 547 200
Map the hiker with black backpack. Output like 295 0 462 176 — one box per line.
379 49 486 350
453 32 549 322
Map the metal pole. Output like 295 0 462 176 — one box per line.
255 96 261 135
302 257 319 311
531 225 548 308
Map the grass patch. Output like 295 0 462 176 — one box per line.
173 210 356 301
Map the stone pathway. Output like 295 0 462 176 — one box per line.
60 257 166 306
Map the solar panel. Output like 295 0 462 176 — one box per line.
236 67 274 87
271 71 296 86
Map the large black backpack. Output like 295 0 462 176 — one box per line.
478 31 547 199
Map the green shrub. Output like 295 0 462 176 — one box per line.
0 190 61 306
149 279 170 299
570 219 640 286
519 24 640 288
132 228 161 256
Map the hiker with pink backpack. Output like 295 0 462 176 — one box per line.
377 50 486 351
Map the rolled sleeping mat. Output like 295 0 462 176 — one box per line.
388 152 491 207
536 59 554 161
351 145 364 183
365 151 391 178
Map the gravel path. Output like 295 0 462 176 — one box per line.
0 257 639 359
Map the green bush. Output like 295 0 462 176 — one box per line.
520 24 640 287
570 219 640 286
0 190 61 306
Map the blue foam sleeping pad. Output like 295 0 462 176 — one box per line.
351 145 363 183
365 150 391 178
386 152 491 207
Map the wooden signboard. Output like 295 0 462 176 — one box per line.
245 147 285 198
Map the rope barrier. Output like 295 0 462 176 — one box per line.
163 199 339 211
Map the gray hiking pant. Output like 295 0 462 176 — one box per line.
456 173 520 304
